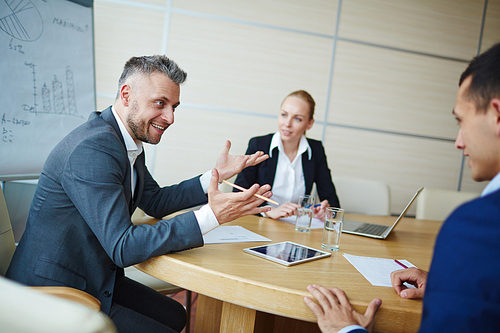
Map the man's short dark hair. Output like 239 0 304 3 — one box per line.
117 55 187 97
459 43 500 113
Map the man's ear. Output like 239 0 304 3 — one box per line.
120 84 132 107
492 98 500 136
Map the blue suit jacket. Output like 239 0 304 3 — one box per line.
6 107 208 314
234 134 340 208
418 188 500 331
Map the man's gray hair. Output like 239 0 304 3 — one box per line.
116 55 187 97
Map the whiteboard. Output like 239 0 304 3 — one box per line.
0 0 95 180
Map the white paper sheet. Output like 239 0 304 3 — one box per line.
279 216 324 229
203 226 271 244
343 253 416 287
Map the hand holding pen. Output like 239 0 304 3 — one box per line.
390 266 428 299
311 200 330 222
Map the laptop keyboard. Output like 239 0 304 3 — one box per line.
354 223 388 236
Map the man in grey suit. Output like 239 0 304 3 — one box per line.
6 55 272 333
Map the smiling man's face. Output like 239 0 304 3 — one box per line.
122 72 180 145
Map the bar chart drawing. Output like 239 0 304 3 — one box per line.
23 62 82 118
1 0 94 177
0 0 43 41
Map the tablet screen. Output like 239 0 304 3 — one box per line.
243 241 331 266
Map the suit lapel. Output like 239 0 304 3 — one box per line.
302 151 313 195
132 152 145 211
267 146 279 187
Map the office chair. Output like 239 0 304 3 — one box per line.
2 183 193 333
416 187 479 221
1 187 115 332
0 276 116 333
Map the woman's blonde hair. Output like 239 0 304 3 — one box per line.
282 90 315 120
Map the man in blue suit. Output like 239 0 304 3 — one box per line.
303 43 500 333
6 55 272 333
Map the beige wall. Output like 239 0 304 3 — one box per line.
93 0 500 214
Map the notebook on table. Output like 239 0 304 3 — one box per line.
342 187 423 239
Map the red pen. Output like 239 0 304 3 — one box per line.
394 259 408 269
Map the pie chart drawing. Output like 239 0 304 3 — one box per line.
0 0 43 41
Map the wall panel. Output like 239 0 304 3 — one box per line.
328 41 464 139
323 126 464 213
167 13 333 120
339 0 484 60
93 2 166 97
96 96 114 111
172 0 338 35
481 0 500 52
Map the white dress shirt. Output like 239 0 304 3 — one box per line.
111 106 218 235
111 107 143 197
481 172 500 197
269 132 311 205
338 325 366 333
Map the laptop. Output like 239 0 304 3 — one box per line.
342 187 424 239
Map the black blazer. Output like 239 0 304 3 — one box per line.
234 134 340 208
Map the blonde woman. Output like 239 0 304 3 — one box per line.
234 90 340 221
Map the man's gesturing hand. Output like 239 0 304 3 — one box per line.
208 168 272 224
215 140 269 182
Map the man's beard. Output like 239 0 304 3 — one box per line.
127 100 160 145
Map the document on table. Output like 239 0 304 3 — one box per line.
343 253 416 287
203 226 271 244
279 216 324 229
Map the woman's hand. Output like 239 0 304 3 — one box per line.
313 200 330 221
264 202 300 219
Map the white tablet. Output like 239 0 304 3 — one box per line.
243 241 331 266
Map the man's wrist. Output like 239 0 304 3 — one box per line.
199 170 212 193
194 204 219 235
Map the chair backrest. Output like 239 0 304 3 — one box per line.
0 276 117 333
416 187 479 221
3 180 37 243
0 188 17 276
331 176 391 215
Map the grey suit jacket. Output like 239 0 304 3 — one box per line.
6 107 208 314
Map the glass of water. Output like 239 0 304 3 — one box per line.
295 195 315 232
322 207 344 251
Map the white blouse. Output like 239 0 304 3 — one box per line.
269 132 312 205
